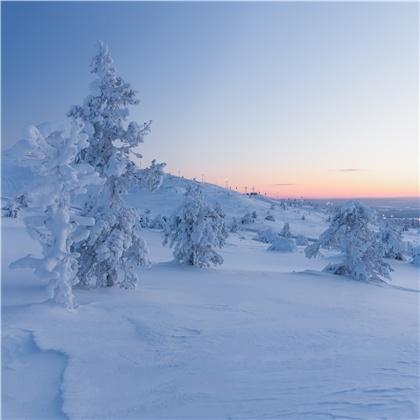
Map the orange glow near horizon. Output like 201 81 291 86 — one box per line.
203 173 419 200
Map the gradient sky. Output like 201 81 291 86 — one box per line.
2 1 419 198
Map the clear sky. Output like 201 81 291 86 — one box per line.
2 1 419 198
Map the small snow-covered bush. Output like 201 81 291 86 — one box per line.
241 212 255 225
241 211 258 224
163 186 228 267
150 214 167 230
139 209 152 228
256 229 279 244
305 201 391 282
379 220 405 260
229 217 240 233
268 237 296 252
280 222 291 237
265 214 275 222
411 246 420 267
295 234 308 246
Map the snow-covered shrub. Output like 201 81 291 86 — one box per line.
280 222 291 237
256 228 279 244
241 212 255 225
150 214 167 230
295 234 308 246
139 209 152 228
68 42 165 289
410 246 420 267
163 186 228 267
301 214 306 221
1 194 28 218
379 220 405 260
229 217 240 233
305 201 391 282
268 237 296 252
9 122 101 308
265 213 275 222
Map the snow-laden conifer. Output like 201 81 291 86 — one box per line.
379 220 405 260
9 122 100 308
163 186 228 267
305 201 391 282
68 42 165 289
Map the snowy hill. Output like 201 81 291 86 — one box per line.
128 173 328 239
2 161 419 419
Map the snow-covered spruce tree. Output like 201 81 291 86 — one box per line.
68 42 165 289
9 122 100 308
163 186 228 267
305 201 391 282
379 220 405 260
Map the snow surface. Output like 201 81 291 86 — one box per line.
2 176 420 419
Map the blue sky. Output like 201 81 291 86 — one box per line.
2 1 418 197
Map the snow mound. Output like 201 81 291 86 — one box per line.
268 237 296 252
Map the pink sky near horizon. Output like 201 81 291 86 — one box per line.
186 169 419 199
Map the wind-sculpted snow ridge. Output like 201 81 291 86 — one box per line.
2 328 68 419
2 221 419 419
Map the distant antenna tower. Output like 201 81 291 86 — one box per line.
225 180 229 189
201 174 205 183
245 186 248 195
